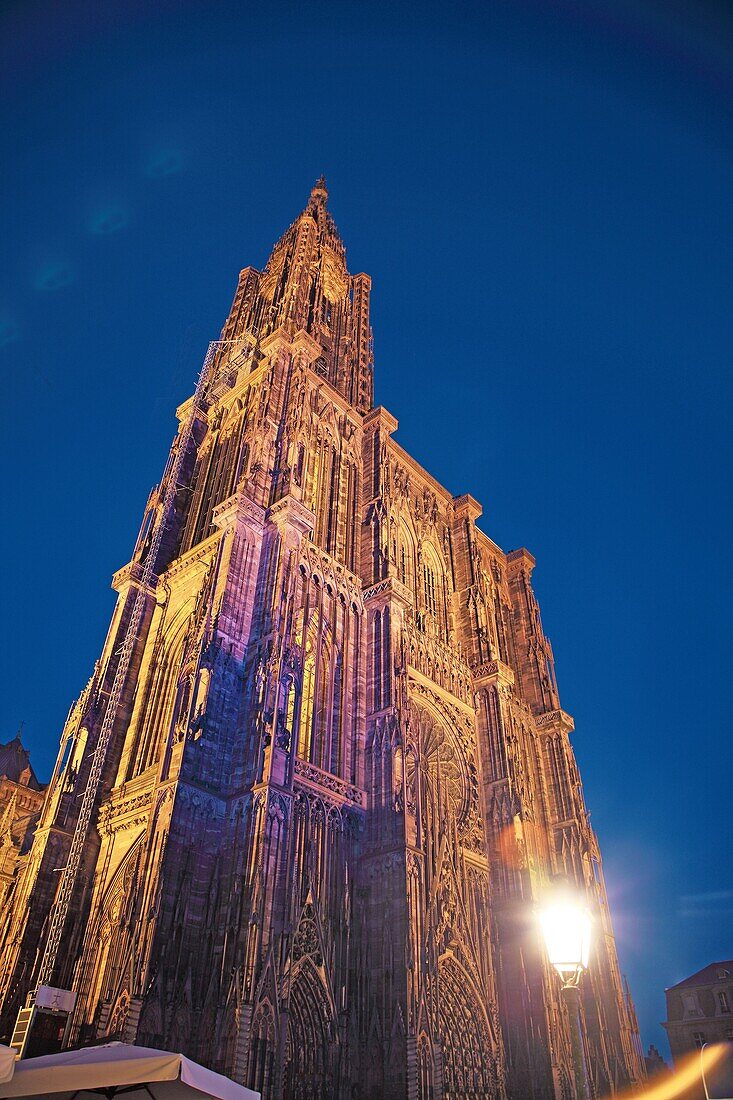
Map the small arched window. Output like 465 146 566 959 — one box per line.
295 608 335 768
308 441 323 515
299 647 316 760
421 542 446 634
285 680 296 735
424 561 437 615
397 520 416 594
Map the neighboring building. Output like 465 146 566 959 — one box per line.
664 962 733 1061
0 733 45 913
644 1044 669 1077
0 182 645 1098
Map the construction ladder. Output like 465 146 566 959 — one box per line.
33 339 244 994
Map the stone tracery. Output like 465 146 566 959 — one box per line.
0 180 645 1100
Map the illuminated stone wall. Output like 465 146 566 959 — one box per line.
0 182 645 1099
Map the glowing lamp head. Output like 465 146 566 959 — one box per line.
539 897 592 981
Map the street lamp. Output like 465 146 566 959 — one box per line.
539 890 593 1100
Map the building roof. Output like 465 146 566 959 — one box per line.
667 962 733 990
0 734 42 791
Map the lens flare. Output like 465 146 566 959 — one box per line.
605 1043 729 1100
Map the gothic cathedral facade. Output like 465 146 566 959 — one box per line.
0 182 644 1099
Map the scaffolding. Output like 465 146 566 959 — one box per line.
11 339 251 1053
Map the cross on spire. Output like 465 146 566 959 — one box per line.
310 176 328 204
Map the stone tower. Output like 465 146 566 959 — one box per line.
0 182 644 1099
0 733 45 914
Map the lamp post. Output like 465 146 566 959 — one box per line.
539 891 593 1100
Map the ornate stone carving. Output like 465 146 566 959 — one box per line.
0 182 644 1100
293 758 364 807
535 708 575 733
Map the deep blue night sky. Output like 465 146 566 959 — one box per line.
2 0 732 1056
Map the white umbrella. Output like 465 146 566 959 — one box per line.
0 1047 14 1085
0 1041 259 1100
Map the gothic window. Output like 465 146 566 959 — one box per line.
85 839 143 1024
417 1034 434 1100
174 662 196 740
299 649 316 760
295 443 305 486
286 679 296 738
344 462 357 570
421 542 446 636
330 653 343 774
382 606 391 708
191 667 210 738
546 736 572 821
295 608 337 769
313 635 332 769
308 441 322 516
129 611 190 779
58 726 87 795
315 447 330 545
424 561 437 615
54 735 74 788
108 992 130 1040
307 437 341 555
181 410 245 552
397 521 416 593
372 610 382 712
406 705 469 849
249 1002 276 1095
324 445 339 553
484 687 507 781
135 498 155 562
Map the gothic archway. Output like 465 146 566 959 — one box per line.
248 1000 276 1096
283 958 335 1100
107 991 130 1040
417 1031 435 1100
437 956 498 1099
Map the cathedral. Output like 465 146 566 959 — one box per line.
0 181 645 1099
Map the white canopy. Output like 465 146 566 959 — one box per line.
0 1047 14 1085
0 1041 259 1100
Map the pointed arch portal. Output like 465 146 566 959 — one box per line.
437 956 497 1099
283 958 336 1100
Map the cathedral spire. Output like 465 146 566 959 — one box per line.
300 175 336 239
218 177 373 412
309 175 328 206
